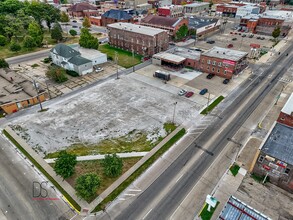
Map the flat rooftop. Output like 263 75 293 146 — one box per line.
188 17 219 29
281 92 293 115
261 122 293 165
153 52 186 64
173 47 201 60
218 196 271 220
108 22 167 36
184 2 209 7
202 46 248 62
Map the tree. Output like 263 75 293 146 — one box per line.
9 41 21 51
43 3 61 31
28 21 43 47
0 35 7 46
0 58 9 68
60 11 69 23
53 151 77 179
82 16 91 29
4 15 24 41
75 173 100 200
0 0 24 15
51 22 63 42
23 35 36 49
46 66 68 83
69 29 77 36
272 26 281 40
175 24 188 41
79 28 99 49
101 154 123 177
209 0 213 8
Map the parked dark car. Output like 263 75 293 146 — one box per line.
206 74 215 79
72 20 77 23
242 34 246 37
72 25 78 28
206 40 215 44
185 91 194 98
232 38 237 41
249 34 254 38
223 79 230 84
199 88 208 95
256 36 261 39
227 44 233 48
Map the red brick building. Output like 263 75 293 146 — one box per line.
108 22 169 56
140 15 188 39
199 46 248 79
67 3 98 17
101 9 133 27
216 4 238 17
158 5 183 18
89 16 102 26
277 93 293 128
240 15 290 36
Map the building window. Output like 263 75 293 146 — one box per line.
201 59 205 64
218 62 222 67
280 117 285 121
285 168 290 174
207 60 211 64
212 67 214 72
258 155 264 163
217 69 220 73
212 61 216 65
224 70 227 75
207 66 209 70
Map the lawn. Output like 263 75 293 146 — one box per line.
200 201 220 220
229 164 240 176
45 123 177 159
62 157 142 203
201 96 224 115
99 44 142 68
0 31 79 59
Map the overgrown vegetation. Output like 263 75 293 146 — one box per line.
46 65 68 83
199 201 220 220
92 128 186 212
2 129 81 211
75 173 100 201
66 70 79 77
54 151 77 179
101 154 123 178
251 173 270 183
201 96 224 115
229 164 240 176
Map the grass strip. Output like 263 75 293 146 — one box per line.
92 128 186 212
2 129 81 212
201 96 224 115
229 164 240 176
199 201 220 220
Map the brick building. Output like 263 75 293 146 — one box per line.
102 9 134 26
252 122 293 193
199 46 248 79
67 3 98 17
188 17 220 38
89 16 102 26
240 15 290 36
277 93 293 128
158 5 183 17
216 4 238 17
183 2 210 15
108 22 169 56
140 15 188 39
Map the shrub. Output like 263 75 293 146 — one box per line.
42 57 52 63
46 66 68 83
69 29 77 36
66 70 79 77
0 35 7 46
0 59 9 68
10 42 21 52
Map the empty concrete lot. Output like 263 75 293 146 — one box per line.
10 73 200 155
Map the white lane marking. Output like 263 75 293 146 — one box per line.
128 189 141 192
124 194 135 196
176 174 184 183
142 208 153 220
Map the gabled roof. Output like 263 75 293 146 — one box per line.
51 44 80 58
69 3 97 12
68 55 91 66
102 9 132 20
141 15 182 28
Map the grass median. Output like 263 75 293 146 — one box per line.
2 129 81 212
201 96 224 115
92 128 186 212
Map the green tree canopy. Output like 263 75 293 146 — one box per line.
101 153 123 177
175 24 189 41
51 23 63 42
79 28 99 50
60 11 69 23
0 0 24 15
75 173 100 200
272 26 281 39
28 21 43 47
0 58 9 68
0 35 7 46
82 16 91 29
53 151 76 179
69 29 77 36
46 66 68 83
9 41 21 51
23 35 36 49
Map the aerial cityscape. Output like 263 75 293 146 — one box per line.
0 0 293 219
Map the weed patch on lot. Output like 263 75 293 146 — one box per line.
99 44 142 68
229 164 240 176
199 201 220 220
201 96 224 115
251 173 270 183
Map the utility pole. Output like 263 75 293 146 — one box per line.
206 92 211 114
172 102 177 124
115 51 119 79
45 81 51 99
33 80 43 111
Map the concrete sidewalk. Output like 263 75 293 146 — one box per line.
45 152 149 163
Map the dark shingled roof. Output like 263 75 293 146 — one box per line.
68 55 91 66
141 15 181 28
50 44 80 58
102 9 132 20
69 3 97 12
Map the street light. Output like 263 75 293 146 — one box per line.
172 102 177 124
33 80 43 111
